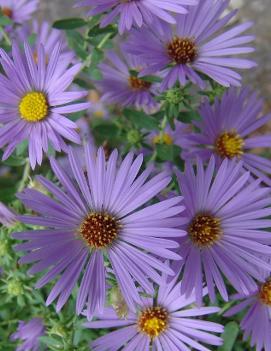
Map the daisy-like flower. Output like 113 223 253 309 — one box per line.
181 87 271 185
75 0 198 34
98 50 159 113
176 157 271 304
18 20 75 67
148 121 187 148
88 90 109 120
0 201 16 227
10 318 45 351
0 41 89 168
125 0 256 90
85 273 223 351
0 0 38 24
225 277 271 351
13 145 185 319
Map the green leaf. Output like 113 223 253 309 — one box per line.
2 155 26 167
156 144 181 162
93 123 119 139
123 109 159 131
40 336 62 349
218 322 239 351
141 75 162 83
53 18 87 30
87 24 117 38
0 16 12 26
178 110 201 123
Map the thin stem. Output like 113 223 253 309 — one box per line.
0 27 11 46
18 160 30 192
97 32 112 49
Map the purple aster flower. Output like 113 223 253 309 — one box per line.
0 41 89 169
175 156 271 305
181 87 271 185
75 0 198 34
225 277 271 351
85 273 223 351
125 0 256 90
10 318 45 351
148 121 188 148
13 145 185 319
0 201 16 227
0 0 38 24
87 89 109 120
17 20 75 68
98 50 159 113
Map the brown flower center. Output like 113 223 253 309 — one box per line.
189 213 222 247
129 76 151 90
167 37 198 65
259 281 271 306
215 131 244 159
79 212 120 249
138 306 169 339
2 7 12 18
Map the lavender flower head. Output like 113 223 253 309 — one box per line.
0 0 39 24
148 121 188 148
98 50 159 113
75 0 198 34
225 277 271 351
125 0 256 90
10 318 45 351
85 273 223 351
18 20 75 68
13 145 185 320
0 201 16 227
88 90 109 120
181 87 271 185
176 156 271 304
0 41 89 168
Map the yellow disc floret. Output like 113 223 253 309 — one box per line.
215 131 244 159
138 306 169 339
19 92 48 122
259 280 271 306
152 133 173 145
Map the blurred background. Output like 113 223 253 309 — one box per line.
38 0 271 107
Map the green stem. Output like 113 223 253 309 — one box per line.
18 160 30 192
0 319 18 326
97 32 112 49
0 27 11 46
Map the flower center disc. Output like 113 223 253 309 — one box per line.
19 92 49 122
215 131 244 159
79 212 120 249
259 281 271 306
138 306 169 339
189 213 222 247
129 76 151 90
167 37 198 64
2 7 12 18
152 133 173 145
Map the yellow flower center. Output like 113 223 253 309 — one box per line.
215 131 244 159
138 306 169 339
259 281 271 306
93 110 105 119
189 213 222 248
152 133 173 145
19 92 49 122
79 212 121 249
167 36 198 65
